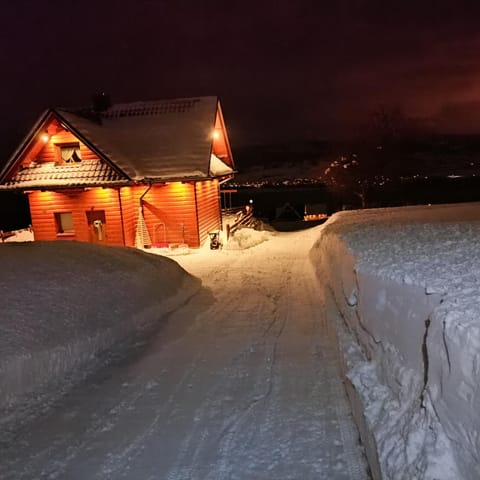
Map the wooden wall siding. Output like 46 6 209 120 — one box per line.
137 183 200 247
195 179 221 245
28 188 125 246
23 127 99 167
9 115 57 174
212 112 228 160
119 187 136 247
27 182 217 248
212 106 233 166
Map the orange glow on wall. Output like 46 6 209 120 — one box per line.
170 181 190 193
94 187 115 198
36 190 55 200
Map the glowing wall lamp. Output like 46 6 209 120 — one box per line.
41 131 50 143
212 129 221 140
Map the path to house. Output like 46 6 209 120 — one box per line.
0 227 368 480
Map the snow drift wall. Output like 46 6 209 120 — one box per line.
311 205 480 480
0 241 200 414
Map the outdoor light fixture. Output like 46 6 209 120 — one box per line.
212 129 220 140
41 132 49 142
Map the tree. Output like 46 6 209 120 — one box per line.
321 141 394 209
368 105 431 150
322 154 369 208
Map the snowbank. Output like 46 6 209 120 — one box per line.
224 227 274 250
0 241 200 413
311 203 480 480
3 228 34 242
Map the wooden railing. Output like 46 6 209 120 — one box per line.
225 206 254 240
0 230 15 242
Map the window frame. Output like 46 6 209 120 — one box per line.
55 142 82 164
54 212 75 236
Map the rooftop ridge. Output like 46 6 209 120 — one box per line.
103 98 201 119
57 96 210 120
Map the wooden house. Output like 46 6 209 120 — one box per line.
0 96 235 248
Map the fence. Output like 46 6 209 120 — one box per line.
0 230 16 242
224 205 254 240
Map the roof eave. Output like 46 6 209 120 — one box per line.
0 109 53 183
0 181 132 191
140 173 233 184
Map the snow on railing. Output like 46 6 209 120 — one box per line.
1 230 18 242
0 226 34 243
225 205 254 240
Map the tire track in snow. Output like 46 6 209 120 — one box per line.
165 256 295 480
96 352 205 479
162 275 273 479
203 252 322 478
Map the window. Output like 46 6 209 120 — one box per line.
55 212 74 234
59 143 82 163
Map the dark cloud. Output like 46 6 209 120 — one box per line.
432 100 480 134
2 0 480 154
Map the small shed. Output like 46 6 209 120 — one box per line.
0 96 235 248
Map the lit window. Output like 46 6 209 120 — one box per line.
59 144 82 163
55 212 74 234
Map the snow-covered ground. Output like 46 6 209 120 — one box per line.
0 242 200 420
311 202 480 479
0 228 367 479
3 202 480 479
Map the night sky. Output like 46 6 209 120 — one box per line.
2 0 480 158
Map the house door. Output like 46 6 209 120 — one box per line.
86 210 106 243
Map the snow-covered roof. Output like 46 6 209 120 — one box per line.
0 160 127 190
0 96 235 188
55 97 222 181
209 153 234 177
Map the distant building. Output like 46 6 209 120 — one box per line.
304 203 328 221
0 96 235 248
275 202 303 220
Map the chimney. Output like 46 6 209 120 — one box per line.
92 92 111 112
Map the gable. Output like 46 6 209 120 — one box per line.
0 113 128 190
211 101 234 168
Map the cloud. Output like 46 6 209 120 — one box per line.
431 100 480 134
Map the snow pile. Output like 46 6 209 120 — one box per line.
0 241 200 413
311 202 480 480
224 227 274 250
2 228 34 242
146 244 190 256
